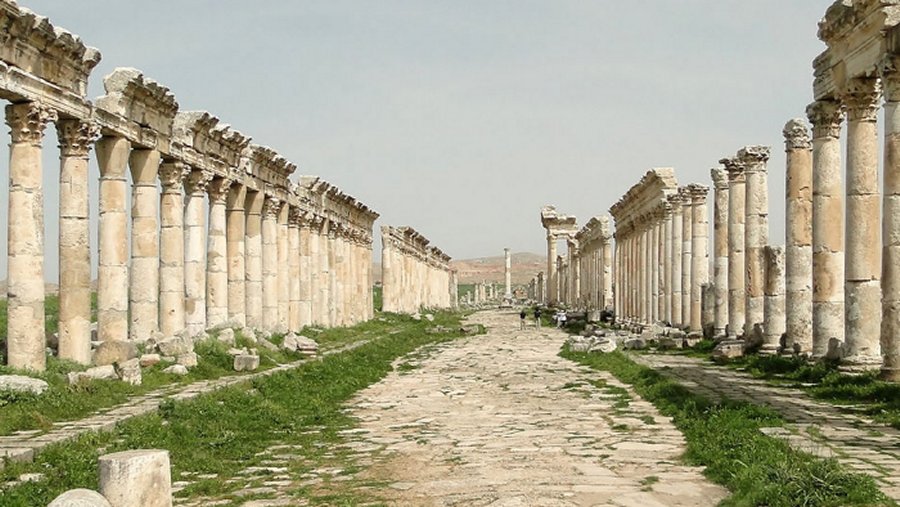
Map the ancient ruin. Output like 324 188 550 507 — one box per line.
380 226 456 313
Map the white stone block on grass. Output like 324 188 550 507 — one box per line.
98 449 172 507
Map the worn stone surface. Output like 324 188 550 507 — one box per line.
156 336 193 357
68 365 118 384
116 358 142 386
234 354 260 372
92 340 138 366
48 488 113 507
0 375 49 395
99 449 172 507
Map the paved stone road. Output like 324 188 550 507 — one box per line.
343 311 726 506
633 354 900 501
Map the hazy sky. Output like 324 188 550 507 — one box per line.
0 1 836 281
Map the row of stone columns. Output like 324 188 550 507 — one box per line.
380 226 456 313
573 217 613 317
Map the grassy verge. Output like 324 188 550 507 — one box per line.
0 310 472 506
561 348 892 507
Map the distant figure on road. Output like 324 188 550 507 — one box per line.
556 310 567 328
534 307 542 328
519 309 527 330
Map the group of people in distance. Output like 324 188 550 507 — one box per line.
518 307 567 330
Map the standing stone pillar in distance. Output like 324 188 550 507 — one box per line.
739 145 771 341
547 234 558 304
710 168 729 338
680 190 693 329
670 195 683 327
96 134 131 343
504 248 512 301
722 157 746 338
288 208 302 331
783 118 814 355
277 205 290 331
689 185 709 334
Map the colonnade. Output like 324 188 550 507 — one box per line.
573 216 613 318
1 4 377 372
539 206 578 305
381 226 457 313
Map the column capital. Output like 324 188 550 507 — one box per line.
879 54 900 101
710 167 728 189
806 99 843 139
6 102 57 146
782 118 812 151
840 77 881 123
57 118 100 157
288 206 304 227
207 176 234 204
185 169 215 195
262 196 282 219
736 145 770 172
158 161 189 192
686 183 709 203
719 156 746 183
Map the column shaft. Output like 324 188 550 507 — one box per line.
158 162 188 336
244 191 264 328
690 186 709 334
226 184 247 326
96 135 131 343
882 71 900 379
261 196 281 331
206 178 232 328
711 169 729 337
784 119 814 354
184 169 213 337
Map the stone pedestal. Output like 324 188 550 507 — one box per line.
96 135 131 343
784 119 814 355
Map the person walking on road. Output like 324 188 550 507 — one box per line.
534 307 542 328
519 309 527 330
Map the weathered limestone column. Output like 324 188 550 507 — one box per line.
184 169 213 337
650 219 660 323
740 145 771 339
299 217 313 326
689 185 709 334
638 226 646 322
451 271 459 309
261 196 281 331
882 64 900 380
567 239 579 307
663 209 673 323
5 102 55 370
128 148 161 341
547 234 558 304
783 119 814 354
681 191 693 329
96 134 131 343
841 79 882 369
711 168 729 338
277 205 290 331
602 236 613 309
657 217 666 321
670 196 683 327
56 118 99 365
537 271 545 305
288 209 302 331
328 226 339 325
158 162 189 336
723 157 746 338
504 248 512 300
226 184 247 326
206 177 232 328
244 191 264 328
807 100 844 357
763 246 786 355
309 218 323 324
319 221 332 325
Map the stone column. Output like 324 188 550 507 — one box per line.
277 205 290 332
56 118 99 365
299 217 313 326
638 226 646 322
663 210 673 323
288 208 302 331
504 248 512 300
763 246 786 354
451 271 459 309
723 157 746 338
308 218 323 324
128 148 161 341
206 177 232 328
547 234 558 304
320 221 332 325
96 135 131 343
783 119 814 355
882 64 900 380
184 169 213 337
5 102 55 370
841 79 882 369
710 168 729 338
244 190 264 328
226 184 247 327
328 226 338 325
681 192 693 329
158 162 189 337
670 197 683 327
537 271 545 305
657 217 666 321
690 185 709 334
807 100 844 358
603 236 613 309
740 145 770 340
650 219 659 323
261 196 281 331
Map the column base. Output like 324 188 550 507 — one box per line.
838 355 882 374
759 344 780 355
879 366 900 382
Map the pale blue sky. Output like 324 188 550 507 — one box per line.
1 1 834 280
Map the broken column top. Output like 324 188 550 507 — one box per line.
96 67 178 136
783 118 812 151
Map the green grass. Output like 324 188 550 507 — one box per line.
561 348 892 507
372 284 383 312
0 310 473 506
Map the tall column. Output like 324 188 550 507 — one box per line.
763 246 786 354
638 226 646 322
663 210 673 323
244 190 264 328
882 64 900 380
657 217 665 321
841 79 882 369
710 168 729 338
277 205 290 332
547 234 558 304
96 135 130 343
740 145 771 340
690 185 709 334
723 157 746 338
261 196 281 331
681 193 693 329
783 119 814 355
206 177 232 328
319 221 331 325
807 100 844 358
158 162 188 336
309 218 323 324
226 184 247 327
328 227 338 325
56 118 98 365
504 248 512 300
650 219 659 323
184 169 213 337
602 236 613 309
299 218 313 326
670 198 683 327
288 208 302 331
128 148 161 341
5 102 55 370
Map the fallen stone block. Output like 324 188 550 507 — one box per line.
92 341 138 367
162 364 189 376
99 449 172 507
68 365 118 385
240 327 258 343
227 347 248 356
139 354 161 368
176 352 198 368
156 336 193 357
712 340 745 362
116 359 142 386
623 338 647 350
217 328 235 346
0 374 49 395
258 338 279 352
234 354 260 372
48 488 113 507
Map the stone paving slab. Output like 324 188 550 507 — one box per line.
633 353 900 501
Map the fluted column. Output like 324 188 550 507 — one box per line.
128 148 161 341
5 102 55 370
740 145 770 339
184 169 213 337
225 184 247 327
244 190 264 328
96 135 130 343
807 100 844 358
882 64 900 380
763 246 786 354
670 198 683 327
840 79 883 369
681 191 693 329
723 157 746 338
158 162 189 336
708 169 728 338
690 185 709 334
206 177 232 328
288 208 302 331
277 205 290 332
56 118 98 365
299 217 313 327
783 119 814 355
261 196 281 331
